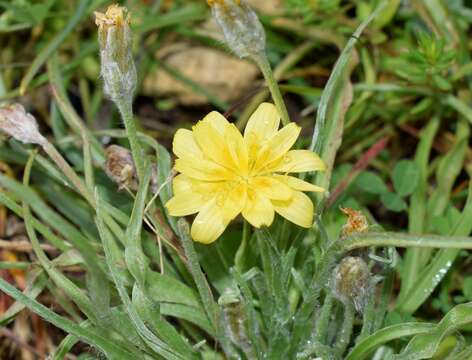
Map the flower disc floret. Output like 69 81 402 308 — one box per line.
165 103 326 244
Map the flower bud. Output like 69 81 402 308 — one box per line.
0 104 46 145
332 256 370 313
207 0 266 59
95 4 137 102
105 144 159 192
105 145 138 191
218 287 255 359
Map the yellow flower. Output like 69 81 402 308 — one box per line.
165 103 326 244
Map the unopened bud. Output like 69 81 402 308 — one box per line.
341 207 369 237
218 287 255 359
332 256 370 313
105 145 159 192
0 104 46 145
95 4 137 102
207 0 266 59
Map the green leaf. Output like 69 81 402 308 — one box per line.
95 207 185 360
125 165 152 288
132 285 196 358
356 171 388 194
381 192 407 212
0 268 47 325
0 278 137 359
160 303 214 336
463 278 472 301
399 117 440 304
346 323 434 360
396 182 472 314
393 303 472 360
146 270 201 308
392 160 420 197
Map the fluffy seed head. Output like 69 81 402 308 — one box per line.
207 0 266 58
0 104 46 145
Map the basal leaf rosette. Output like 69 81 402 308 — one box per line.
165 103 326 244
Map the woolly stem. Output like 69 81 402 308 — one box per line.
253 53 290 125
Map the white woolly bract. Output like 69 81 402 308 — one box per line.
211 0 266 58
98 20 137 102
0 104 46 145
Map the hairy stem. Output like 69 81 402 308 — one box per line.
116 98 145 182
253 54 290 125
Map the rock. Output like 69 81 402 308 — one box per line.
143 45 259 105
246 0 283 15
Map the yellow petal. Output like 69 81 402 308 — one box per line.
173 129 202 159
244 103 280 143
172 174 191 194
173 174 225 196
271 150 326 173
165 193 206 216
272 191 314 228
175 158 234 181
273 174 325 193
250 176 292 200
167 175 208 216
217 182 247 221
192 121 232 167
191 199 229 244
202 111 230 135
225 123 248 174
266 123 301 161
252 123 301 173
242 190 275 228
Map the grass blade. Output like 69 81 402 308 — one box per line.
95 200 185 360
19 0 91 95
399 117 440 302
346 323 434 360
0 278 137 359
393 303 472 359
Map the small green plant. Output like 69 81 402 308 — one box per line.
394 32 456 90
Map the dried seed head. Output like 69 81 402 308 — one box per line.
105 144 159 192
105 145 139 191
341 207 369 237
332 256 370 313
0 104 46 145
207 0 266 59
95 4 137 102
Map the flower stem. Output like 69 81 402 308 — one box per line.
235 220 250 272
314 293 334 344
253 53 290 125
335 302 354 356
115 98 145 183
42 142 95 206
177 220 219 332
